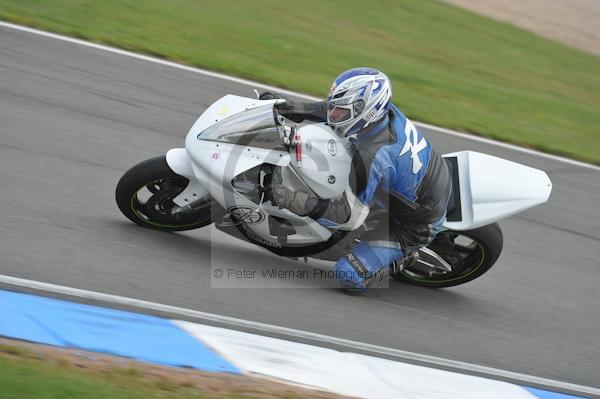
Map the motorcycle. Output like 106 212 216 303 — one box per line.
116 94 552 288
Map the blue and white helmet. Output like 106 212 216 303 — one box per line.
327 68 392 137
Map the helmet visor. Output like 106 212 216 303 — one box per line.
328 104 352 123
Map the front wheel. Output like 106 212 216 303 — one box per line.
115 156 213 232
392 223 503 288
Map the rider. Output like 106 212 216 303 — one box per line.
262 67 451 292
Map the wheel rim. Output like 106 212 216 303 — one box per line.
130 177 212 228
400 232 486 283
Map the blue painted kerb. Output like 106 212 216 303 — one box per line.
0 289 239 373
525 387 587 399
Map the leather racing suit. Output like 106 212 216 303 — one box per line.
275 98 452 290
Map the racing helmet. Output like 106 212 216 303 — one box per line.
327 67 392 137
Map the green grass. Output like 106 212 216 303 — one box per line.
0 342 319 399
0 344 264 399
1 0 599 163
0 356 206 399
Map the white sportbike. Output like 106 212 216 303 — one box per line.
116 95 552 288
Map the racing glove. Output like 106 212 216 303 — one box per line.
271 184 351 224
271 184 310 215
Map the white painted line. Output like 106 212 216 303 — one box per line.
416 121 600 171
1 20 598 172
0 274 597 397
0 21 315 102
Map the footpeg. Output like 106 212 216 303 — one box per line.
391 251 419 274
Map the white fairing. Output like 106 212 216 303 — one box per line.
442 151 552 230
291 123 352 199
167 95 335 247
187 94 284 136
168 95 284 206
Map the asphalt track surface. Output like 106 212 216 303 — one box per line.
1 25 599 389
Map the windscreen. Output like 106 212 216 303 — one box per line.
197 105 284 149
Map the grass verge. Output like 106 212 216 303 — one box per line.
0 0 598 163
0 339 343 399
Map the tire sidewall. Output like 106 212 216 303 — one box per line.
394 223 503 288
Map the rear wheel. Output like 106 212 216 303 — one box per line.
115 156 213 232
392 223 503 288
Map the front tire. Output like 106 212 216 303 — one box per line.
392 223 503 288
115 156 213 232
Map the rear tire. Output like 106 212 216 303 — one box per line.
393 223 503 288
115 156 213 232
